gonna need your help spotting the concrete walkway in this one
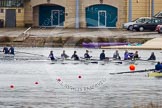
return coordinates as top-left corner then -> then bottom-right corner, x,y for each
0,28 -> 161,38
101,38 -> 162,50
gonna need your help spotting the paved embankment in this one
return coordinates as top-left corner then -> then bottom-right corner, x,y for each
101,38 -> 162,50
0,28 -> 161,48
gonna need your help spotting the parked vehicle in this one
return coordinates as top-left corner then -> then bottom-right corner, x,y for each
155,25 -> 162,33
132,18 -> 162,32
123,17 -> 151,31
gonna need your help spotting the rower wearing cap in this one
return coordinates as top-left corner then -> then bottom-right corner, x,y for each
61,50 -> 69,59
84,50 -> 92,60
71,51 -> 79,60
48,51 -> 55,61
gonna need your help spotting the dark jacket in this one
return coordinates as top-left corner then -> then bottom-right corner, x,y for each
71,54 -> 79,60
100,52 -> 105,60
84,53 -> 91,59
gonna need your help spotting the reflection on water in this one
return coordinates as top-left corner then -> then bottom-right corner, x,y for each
0,48 -> 162,108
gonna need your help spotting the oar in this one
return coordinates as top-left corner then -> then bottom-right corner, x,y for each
15,51 -> 46,57
138,59 -> 157,63
80,57 -> 122,64
110,69 -> 155,75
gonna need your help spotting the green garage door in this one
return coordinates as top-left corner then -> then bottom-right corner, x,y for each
86,4 -> 118,28
39,5 -> 65,27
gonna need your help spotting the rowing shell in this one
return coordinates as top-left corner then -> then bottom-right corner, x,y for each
148,72 -> 162,77
0,54 -> 47,61
50,59 -> 122,65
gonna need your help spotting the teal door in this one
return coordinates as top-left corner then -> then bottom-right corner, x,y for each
39,5 -> 65,27
51,10 -> 60,26
86,4 -> 118,27
98,11 -> 106,27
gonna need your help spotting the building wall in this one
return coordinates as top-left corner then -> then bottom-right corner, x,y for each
64,0 -> 76,28
154,0 -> 162,15
27,0 -> 76,28
0,8 -> 24,27
131,0 -> 151,21
1,0 -> 162,28
24,0 -> 33,26
0,9 -> 5,24
129,0 -> 162,21
80,0 -> 126,28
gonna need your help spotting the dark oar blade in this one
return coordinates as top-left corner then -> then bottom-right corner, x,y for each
110,69 -> 155,75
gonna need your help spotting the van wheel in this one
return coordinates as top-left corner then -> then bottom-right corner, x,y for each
139,27 -> 144,32
128,25 -> 133,31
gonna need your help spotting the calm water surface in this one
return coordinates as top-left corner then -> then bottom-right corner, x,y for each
0,47 -> 162,108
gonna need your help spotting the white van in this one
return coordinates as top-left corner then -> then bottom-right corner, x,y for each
123,17 -> 151,31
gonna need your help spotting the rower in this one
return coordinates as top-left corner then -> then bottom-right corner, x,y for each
100,50 -> 106,60
124,50 -> 134,60
84,50 -> 92,60
155,62 -> 162,71
148,52 -> 156,60
113,50 -> 121,60
61,50 -> 69,59
48,51 -> 55,61
3,45 -> 9,54
133,51 -> 139,60
9,45 -> 14,55
71,51 -> 79,60
124,50 -> 130,60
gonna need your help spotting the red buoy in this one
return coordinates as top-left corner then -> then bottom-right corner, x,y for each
35,82 -> 39,85
129,64 -> 135,71
10,85 -> 14,89
78,75 -> 82,79
57,78 -> 61,82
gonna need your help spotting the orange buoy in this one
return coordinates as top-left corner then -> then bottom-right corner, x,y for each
129,64 -> 135,71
